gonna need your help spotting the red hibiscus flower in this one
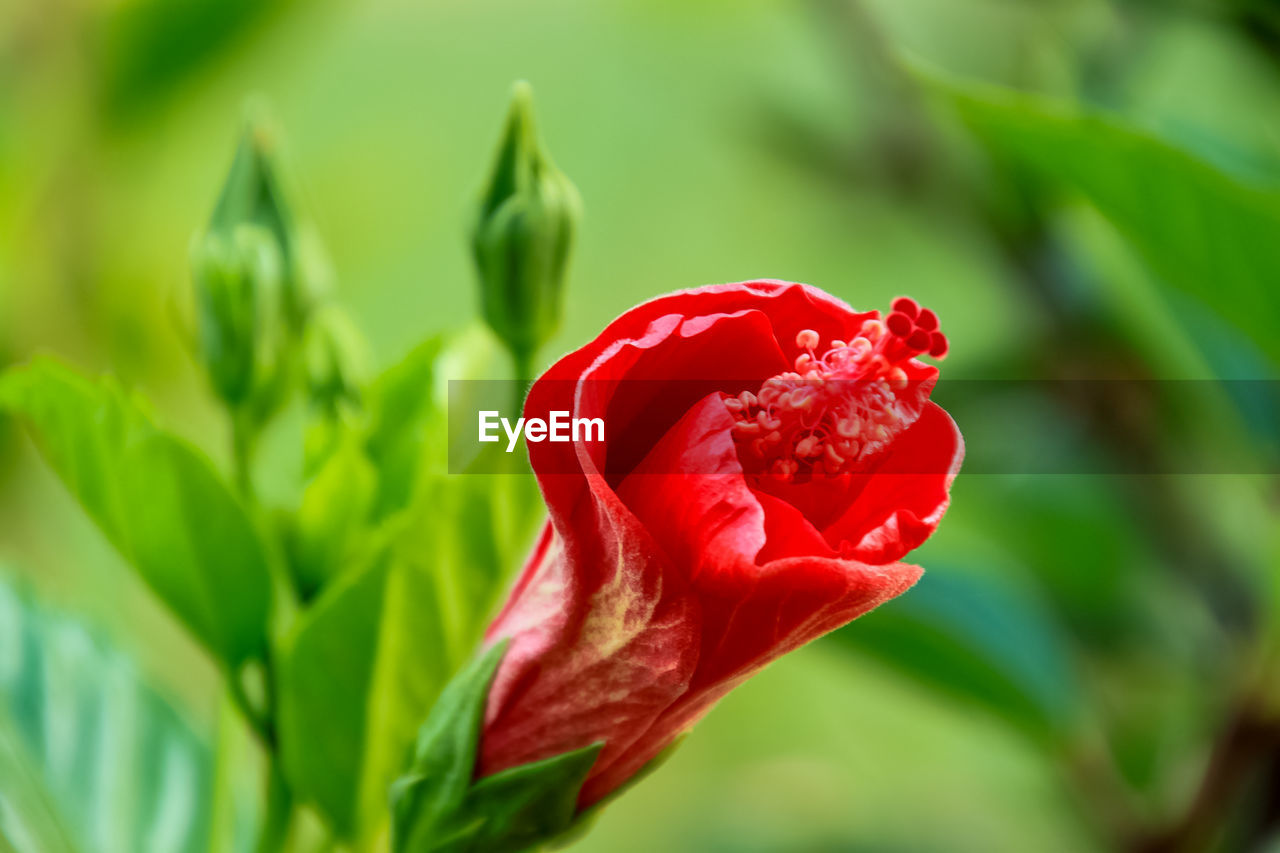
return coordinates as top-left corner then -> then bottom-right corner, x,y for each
478,280 -> 963,809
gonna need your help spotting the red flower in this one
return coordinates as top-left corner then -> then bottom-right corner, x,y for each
478,280 -> 963,808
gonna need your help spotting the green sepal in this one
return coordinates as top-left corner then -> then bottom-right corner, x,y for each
448,743 -> 605,853
545,735 -> 686,851
391,642 -> 603,853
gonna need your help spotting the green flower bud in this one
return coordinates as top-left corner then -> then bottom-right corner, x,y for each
189,225 -> 286,409
290,427 -> 376,600
208,103 -> 330,336
303,304 -> 369,414
471,82 -> 581,368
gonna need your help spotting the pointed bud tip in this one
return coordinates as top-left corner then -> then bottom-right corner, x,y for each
241,95 -> 279,154
502,80 -> 542,156
510,80 -> 535,108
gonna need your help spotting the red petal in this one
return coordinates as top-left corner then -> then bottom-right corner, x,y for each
821,402 -> 963,563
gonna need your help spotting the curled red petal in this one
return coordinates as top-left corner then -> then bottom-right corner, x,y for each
822,402 -> 964,563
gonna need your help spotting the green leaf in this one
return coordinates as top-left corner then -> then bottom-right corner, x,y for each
98,0 -> 285,120
0,358 -> 273,673
397,474 -> 538,656
832,567 -> 1077,744
391,642 -> 603,853
275,546 -> 397,839
362,337 -> 444,520
922,69 -> 1280,364
0,575 -> 215,853
274,527 -> 468,839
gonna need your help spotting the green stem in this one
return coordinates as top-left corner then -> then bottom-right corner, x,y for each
228,659 -> 275,748
257,761 -> 294,853
231,407 -> 258,500
511,347 -> 534,416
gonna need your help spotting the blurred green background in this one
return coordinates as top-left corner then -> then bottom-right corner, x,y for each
3,0 -> 1280,850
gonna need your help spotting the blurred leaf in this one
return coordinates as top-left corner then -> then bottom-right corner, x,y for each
922,69 -> 1280,365
279,328 -> 542,840
834,567 -> 1077,744
96,0 -> 288,120
276,544 -> 403,840
206,696 -> 260,853
362,337 -> 444,520
276,471 -> 539,841
0,358 -> 273,673
0,575 -> 213,853
982,480 -> 1149,647
286,332 -> 440,600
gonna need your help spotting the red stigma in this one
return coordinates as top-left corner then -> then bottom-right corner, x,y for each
886,312 -> 913,337
891,296 -> 919,319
